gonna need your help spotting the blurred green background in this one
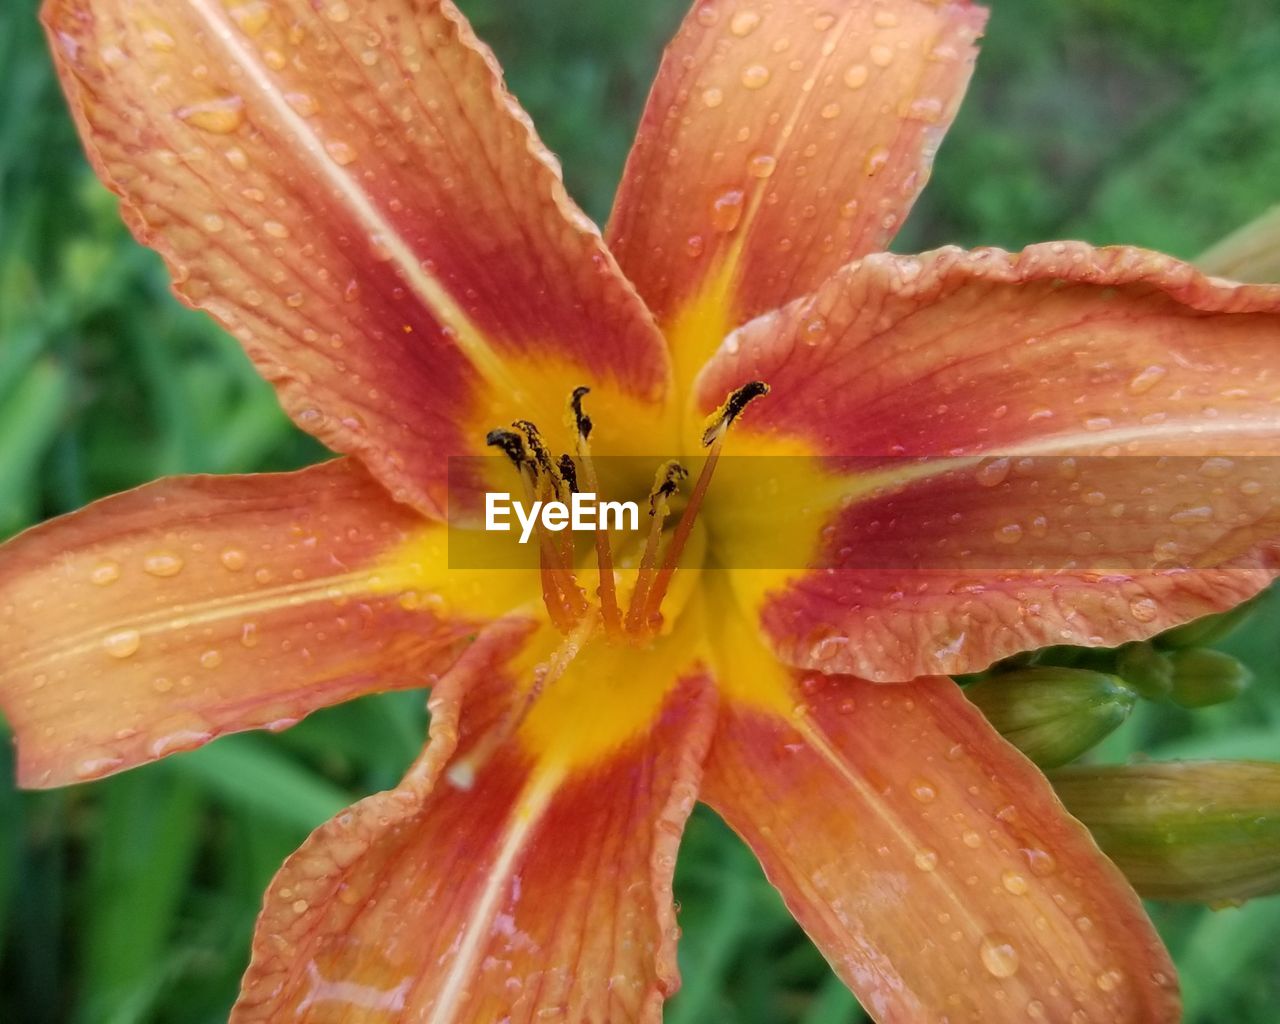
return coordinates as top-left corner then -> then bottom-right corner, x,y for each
2,0 -> 1279,1020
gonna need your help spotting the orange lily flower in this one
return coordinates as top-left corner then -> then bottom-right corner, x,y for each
5,0 -> 1280,1020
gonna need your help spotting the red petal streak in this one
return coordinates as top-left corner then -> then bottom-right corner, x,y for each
0,460 -> 511,788
704,623 -> 1179,1022
42,0 -> 672,515
608,0 -> 985,380
698,244 -> 1280,678
232,649 -> 716,1023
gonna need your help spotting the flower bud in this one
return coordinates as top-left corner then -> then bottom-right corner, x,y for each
1115,642 -> 1173,700
1167,648 -> 1251,709
1156,593 -> 1262,650
964,668 -> 1137,770
1053,762 -> 1280,903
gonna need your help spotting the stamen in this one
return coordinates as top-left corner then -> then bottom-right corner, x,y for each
627,460 -> 687,633
487,426 -> 580,630
643,381 -> 770,629
566,387 -> 623,636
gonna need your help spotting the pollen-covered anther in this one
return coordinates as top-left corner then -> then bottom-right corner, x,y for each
701,379 -> 771,447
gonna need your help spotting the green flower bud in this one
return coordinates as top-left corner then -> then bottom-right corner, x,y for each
964,668 -> 1137,770
1053,762 -> 1280,903
1167,648 -> 1251,709
1156,594 -> 1262,650
1115,642 -> 1173,700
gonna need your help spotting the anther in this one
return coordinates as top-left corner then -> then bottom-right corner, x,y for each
628,461 -> 687,633
486,427 -> 530,469
557,454 -> 580,494
569,385 -> 593,441
701,380 -> 770,446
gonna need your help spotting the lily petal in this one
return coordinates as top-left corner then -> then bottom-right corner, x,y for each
702,607 -> 1180,1023
232,636 -> 716,1022
43,0 -> 674,516
0,459 -> 533,788
698,244 -> 1280,678
607,0 -> 985,382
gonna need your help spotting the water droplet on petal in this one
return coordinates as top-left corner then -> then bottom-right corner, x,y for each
326,140 -> 357,165
103,629 -> 142,659
90,560 -> 121,586
1096,969 -> 1123,992
844,64 -> 869,89
975,457 -> 1011,488
199,649 -> 224,670
979,934 -> 1020,978
741,64 -> 771,89
701,86 -> 724,108
911,779 -> 937,803
820,101 -> 841,119
710,188 -> 746,232
730,10 -> 761,36
1129,597 -> 1158,623
1127,364 -> 1167,395
1001,870 -> 1028,895
870,44 -> 895,68
176,95 -> 246,134
747,153 -> 777,178
325,1 -> 351,22
143,552 -> 184,577
229,1 -> 272,35
864,147 -> 890,176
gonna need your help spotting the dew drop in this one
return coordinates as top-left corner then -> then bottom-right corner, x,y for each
263,219 -> 291,239
914,848 -> 939,872
1001,870 -> 1028,895
979,935 -> 1020,978
143,551 -> 184,577
219,548 -> 247,571
1128,597 -> 1158,623
229,1 -> 271,34
741,63 -> 771,89
103,629 -> 142,659
696,3 -> 719,27
844,64 -> 869,89
152,676 -> 174,694
241,622 -> 261,648
730,10 -> 761,36
1127,364 -> 1167,395
873,10 -> 899,27
1022,847 -> 1057,877
911,779 -> 937,803
961,830 -> 982,848
202,213 -> 226,233
975,457 -> 1011,488
685,234 -> 705,257
176,95 -> 246,134
325,1 -> 351,22
1096,969 -> 1123,992
820,101 -> 841,119
326,140 -> 357,165
993,522 -> 1023,545
710,188 -> 746,232
747,153 -> 777,178
870,44 -> 895,68
701,86 -> 724,108
199,649 -> 224,670
90,560 -> 121,586
864,146 -> 890,176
